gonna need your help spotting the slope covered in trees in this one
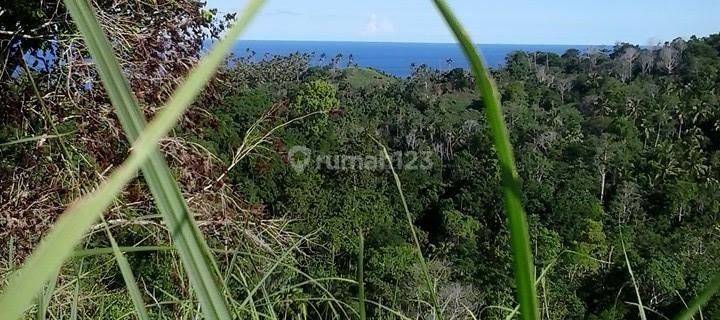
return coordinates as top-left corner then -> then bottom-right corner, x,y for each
194,36 -> 720,318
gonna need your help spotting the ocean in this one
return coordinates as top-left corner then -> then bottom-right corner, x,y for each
232,40 -> 604,77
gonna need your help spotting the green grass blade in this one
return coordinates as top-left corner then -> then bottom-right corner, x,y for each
61,0 -> 264,318
0,1 -> 264,318
357,232 -> 366,320
238,237 -> 307,308
7,237 -> 14,270
103,221 -> 150,320
19,49 -> 74,163
674,273 -> 720,320
34,268 -> 59,320
430,1 -> 538,319
72,246 -> 173,258
622,240 -> 647,320
0,133 -> 72,147
373,137 -> 443,320
69,260 -> 83,320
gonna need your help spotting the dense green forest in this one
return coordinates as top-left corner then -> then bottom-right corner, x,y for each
1,1 -> 719,319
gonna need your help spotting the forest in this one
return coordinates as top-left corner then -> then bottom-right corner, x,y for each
1,1 -> 719,319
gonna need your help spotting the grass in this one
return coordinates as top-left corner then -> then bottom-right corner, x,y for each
375,137 -> 443,320
622,240 -> 648,320
102,219 -> 150,320
431,0 -> 539,319
63,0 -> 264,317
34,267 -> 59,320
674,273 -> 720,320
0,0 -> 264,319
357,232 -> 366,320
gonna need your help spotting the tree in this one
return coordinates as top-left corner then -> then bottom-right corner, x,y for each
657,38 -> 686,75
291,79 -> 339,135
638,50 -> 655,75
616,46 -> 639,82
554,76 -> 574,103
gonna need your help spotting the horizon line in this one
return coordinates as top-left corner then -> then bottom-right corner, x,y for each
239,38 -> 613,47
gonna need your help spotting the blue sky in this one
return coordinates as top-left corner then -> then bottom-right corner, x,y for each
208,0 -> 719,45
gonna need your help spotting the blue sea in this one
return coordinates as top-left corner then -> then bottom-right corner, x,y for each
232,40 -> 604,77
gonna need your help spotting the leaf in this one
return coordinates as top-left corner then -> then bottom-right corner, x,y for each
373,137 -> 443,320
674,273 -> 720,320
104,222 -> 150,320
622,240 -> 647,320
430,1 -> 539,319
357,232 -> 366,320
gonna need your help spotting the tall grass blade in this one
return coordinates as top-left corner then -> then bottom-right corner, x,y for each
0,1 -> 264,318
61,0 -> 264,318
19,49 -> 73,162
622,240 -> 647,320
34,268 -> 59,320
72,246 -> 172,257
373,137 -> 443,320
103,222 -> 150,320
357,232 -> 366,320
69,260 -> 83,320
430,1 -> 538,319
0,133 -> 72,148
7,237 -> 14,271
505,255 -> 564,320
238,237 -> 307,308
674,273 -> 720,320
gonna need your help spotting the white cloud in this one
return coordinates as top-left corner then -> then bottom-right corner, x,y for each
364,13 -> 395,35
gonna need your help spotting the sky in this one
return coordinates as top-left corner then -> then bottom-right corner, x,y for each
207,0 -> 720,45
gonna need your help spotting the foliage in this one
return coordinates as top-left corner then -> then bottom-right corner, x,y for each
292,79 -> 339,133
